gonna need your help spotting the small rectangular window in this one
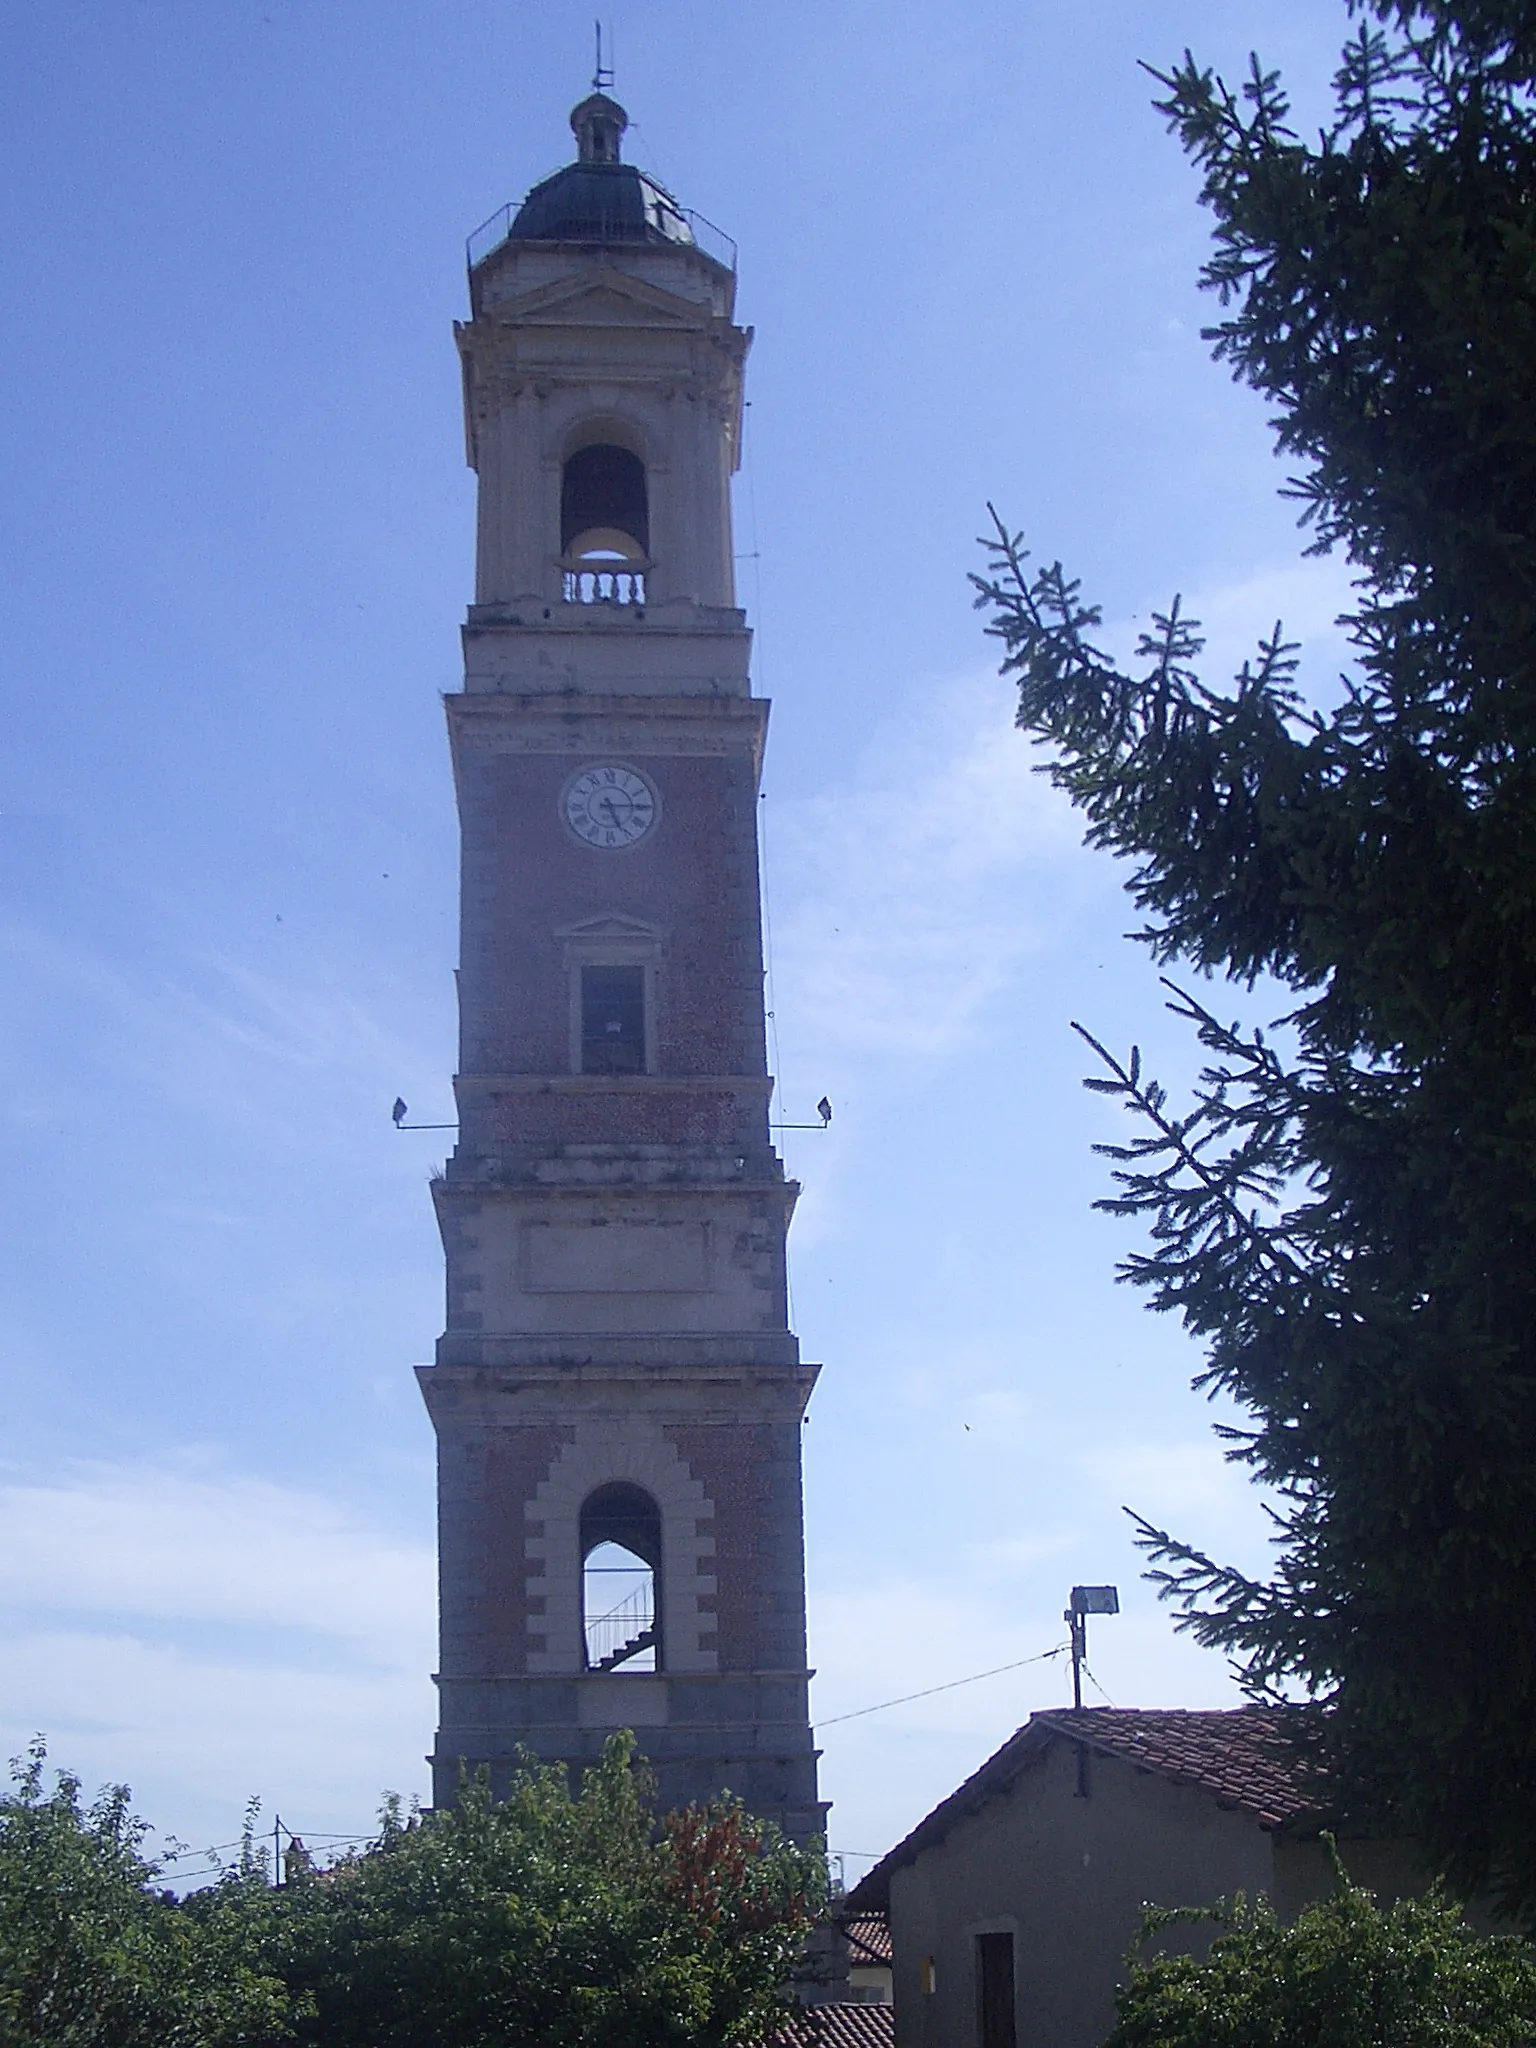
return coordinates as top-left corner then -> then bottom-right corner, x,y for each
976,1932 -> 1016,2048
581,964 -> 646,1074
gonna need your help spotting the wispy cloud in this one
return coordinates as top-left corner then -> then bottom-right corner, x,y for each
0,909 -> 443,1158
768,554 -> 1357,1085
0,1463 -> 433,1648
811,1579 -> 1071,1739
1102,553 -> 1361,705
966,1531 -> 1077,1578
767,670 -> 1100,1069
1078,1434 -> 1255,1530
6,1633 -> 431,1858
0,1463 -> 435,1857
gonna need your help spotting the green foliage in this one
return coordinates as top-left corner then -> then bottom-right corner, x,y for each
1,1735 -> 822,2047
0,1738 -> 289,2048
973,0 -> 1536,1916
1106,1862 -> 1536,2048
187,1731 -> 825,2048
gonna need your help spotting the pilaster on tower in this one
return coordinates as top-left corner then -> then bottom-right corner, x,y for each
418,93 -> 824,1846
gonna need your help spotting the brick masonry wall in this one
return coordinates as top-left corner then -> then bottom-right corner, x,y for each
441,1421 -> 575,1676
481,1087 -> 751,1147
664,1420 -> 808,1674
457,747 -> 766,1081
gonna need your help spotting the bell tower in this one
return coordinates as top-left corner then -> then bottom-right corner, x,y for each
418,93 -> 824,1843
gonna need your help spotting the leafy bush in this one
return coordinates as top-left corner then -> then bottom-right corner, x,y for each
0,1733 -> 825,2048
192,1731 -> 824,2048
1107,1862 -> 1536,2048
0,1738 -> 287,2047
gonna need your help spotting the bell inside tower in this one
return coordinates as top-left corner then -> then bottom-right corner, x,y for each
561,442 -> 649,562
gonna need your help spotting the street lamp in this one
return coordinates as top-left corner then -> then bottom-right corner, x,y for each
1064,1584 -> 1119,1709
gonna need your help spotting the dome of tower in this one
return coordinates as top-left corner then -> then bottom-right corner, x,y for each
507,93 -> 697,251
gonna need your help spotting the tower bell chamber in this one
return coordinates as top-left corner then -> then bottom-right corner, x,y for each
417,94 -> 824,1842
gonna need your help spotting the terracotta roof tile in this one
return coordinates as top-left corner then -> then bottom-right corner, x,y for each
1032,1709 -> 1315,1831
766,2002 -> 895,2048
842,1913 -> 892,1965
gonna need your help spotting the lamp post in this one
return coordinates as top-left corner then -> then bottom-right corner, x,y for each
1064,1584 -> 1119,1709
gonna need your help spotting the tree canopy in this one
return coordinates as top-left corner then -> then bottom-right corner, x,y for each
0,1738 -> 288,2047
1106,1860 -> 1536,2048
1,1735 -> 825,2048
974,0 -> 1536,1916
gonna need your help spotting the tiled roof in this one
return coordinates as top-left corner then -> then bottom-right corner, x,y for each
1031,1709 -> 1313,1831
766,2002 -> 895,2048
842,1912 -> 892,1965
844,1707 -> 1321,1913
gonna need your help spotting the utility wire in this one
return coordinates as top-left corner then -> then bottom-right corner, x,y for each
1081,1661 -> 1118,1708
819,1642 -> 1068,1727
163,1825 -> 378,1884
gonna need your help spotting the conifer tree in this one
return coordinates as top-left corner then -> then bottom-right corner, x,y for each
974,0 -> 1536,1917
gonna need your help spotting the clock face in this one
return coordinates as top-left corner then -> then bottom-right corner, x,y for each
561,764 -> 659,849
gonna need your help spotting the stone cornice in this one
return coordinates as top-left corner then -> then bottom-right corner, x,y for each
454,1073 -> 775,1095
431,1176 -> 798,1208
445,690 -> 769,770
418,1355 -> 818,1403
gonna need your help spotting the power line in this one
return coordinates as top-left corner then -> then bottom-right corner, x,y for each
1081,1660 -> 1118,1708
818,1642 -> 1068,1727
161,1824 -> 380,1887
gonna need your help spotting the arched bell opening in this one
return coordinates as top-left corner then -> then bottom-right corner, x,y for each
561,444 -> 649,603
580,1482 -> 662,1672
562,443 -> 649,558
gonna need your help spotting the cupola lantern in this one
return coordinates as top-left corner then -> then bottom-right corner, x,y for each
571,91 -> 627,163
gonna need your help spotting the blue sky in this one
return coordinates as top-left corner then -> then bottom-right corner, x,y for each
1,0 -> 1360,1882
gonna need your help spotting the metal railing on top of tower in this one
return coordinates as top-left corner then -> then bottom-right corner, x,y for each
466,202 -> 737,276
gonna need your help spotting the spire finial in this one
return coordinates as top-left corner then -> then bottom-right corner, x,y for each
592,19 -> 614,93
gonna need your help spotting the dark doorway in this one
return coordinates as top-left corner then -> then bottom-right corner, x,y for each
581,964 -> 645,1073
976,1931 -> 1017,2048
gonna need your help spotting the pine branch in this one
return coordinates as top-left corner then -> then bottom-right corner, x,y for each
1071,1004 -> 1312,1292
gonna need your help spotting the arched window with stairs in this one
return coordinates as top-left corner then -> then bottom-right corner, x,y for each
580,1481 -> 662,1672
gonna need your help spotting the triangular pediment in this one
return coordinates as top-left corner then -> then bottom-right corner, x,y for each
556,912 -> 669,943
488,267 -> 708,331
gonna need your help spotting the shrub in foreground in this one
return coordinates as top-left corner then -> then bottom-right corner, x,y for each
1107,1859 -> 1536,2048
2,1734 -> 825,2048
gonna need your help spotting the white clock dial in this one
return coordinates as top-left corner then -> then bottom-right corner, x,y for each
562,764 -> 658,849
